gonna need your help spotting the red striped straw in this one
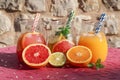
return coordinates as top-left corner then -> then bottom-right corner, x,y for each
32,13 -> 41,32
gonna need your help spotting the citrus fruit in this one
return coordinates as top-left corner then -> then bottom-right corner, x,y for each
17,32 -> 26,62
52,39 -> 75,54
17,32 -> 46,62
66,46 -> 92,67
49,52 -> 66,67
22,43 -> 51,68
48,33 -> 65,50
58,34 -> 66,41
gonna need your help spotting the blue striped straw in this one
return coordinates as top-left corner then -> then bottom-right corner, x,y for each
95,13 -> 106,33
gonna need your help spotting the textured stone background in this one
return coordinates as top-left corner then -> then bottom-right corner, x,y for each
0,0 -> 120,48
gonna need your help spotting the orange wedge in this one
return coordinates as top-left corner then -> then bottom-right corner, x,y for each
66,46 -> 92,67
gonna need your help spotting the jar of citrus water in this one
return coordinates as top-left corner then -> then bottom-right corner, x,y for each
78,31 -> 108,63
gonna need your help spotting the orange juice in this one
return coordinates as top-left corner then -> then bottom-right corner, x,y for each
78,32 -> 108,63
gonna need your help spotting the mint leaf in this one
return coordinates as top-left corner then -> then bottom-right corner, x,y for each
96,64 -> 104,70
95,59 -> 104,70
96,58 -> 101,64
55,10 -> 75,38
87,63 -> 94,68
88,59 -> 104,70
55,27 -> 70,38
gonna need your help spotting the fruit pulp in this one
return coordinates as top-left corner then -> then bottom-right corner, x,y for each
49,52 -> 66,67
22,44 -> 51,68
78,32 -> 108,63
48,34 -> 65,51
66,46 -> 92,67
52,39 -> 74,53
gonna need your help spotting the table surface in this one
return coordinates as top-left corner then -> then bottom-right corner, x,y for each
0,46 -> 120,80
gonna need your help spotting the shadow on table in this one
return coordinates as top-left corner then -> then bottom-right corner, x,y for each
0,52 -> 33,70
0,52 -> 75,70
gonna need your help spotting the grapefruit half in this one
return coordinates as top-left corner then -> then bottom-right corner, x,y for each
22,43 -> 51,68
52,39 -> 75,54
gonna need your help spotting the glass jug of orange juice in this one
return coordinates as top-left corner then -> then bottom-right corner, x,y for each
78,32 -> 108,63
78,13 -> 108,63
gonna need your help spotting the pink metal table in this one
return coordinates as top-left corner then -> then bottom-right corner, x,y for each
0,46 -> 120,80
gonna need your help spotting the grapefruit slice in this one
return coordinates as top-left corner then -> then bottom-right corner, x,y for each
49,52 -> 66,67
22,43 -> 51,68
66,46 -> 92,67
52,39 -> 75,54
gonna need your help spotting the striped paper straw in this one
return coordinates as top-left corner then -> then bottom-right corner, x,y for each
95,13 -> 106,33
32,13 -> 41,32
66,10 -> 75,28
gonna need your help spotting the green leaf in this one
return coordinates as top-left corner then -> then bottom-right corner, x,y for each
96,58 -> 101,64
95,59 -> 104,70
87,63 -> 94,68
96,64 -> 104,70
55,10 -> 75,38
55,27 -> 70,38
87,59 -> 104,70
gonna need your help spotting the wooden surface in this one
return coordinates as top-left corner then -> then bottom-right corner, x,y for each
0,46 -> 120,80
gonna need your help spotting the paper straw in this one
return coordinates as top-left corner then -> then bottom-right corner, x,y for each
95,13 -> 106,33
66,10 -> 75,28
32,13 -> 41,32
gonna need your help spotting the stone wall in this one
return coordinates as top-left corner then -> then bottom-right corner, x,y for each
0,0 -> 120,48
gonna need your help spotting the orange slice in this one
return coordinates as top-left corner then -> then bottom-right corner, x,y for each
66,46 -> 92,67
22,43 -> 51,68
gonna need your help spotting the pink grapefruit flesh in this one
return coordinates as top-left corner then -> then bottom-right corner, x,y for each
22,43 -> 51,68
52,39 -> 75,54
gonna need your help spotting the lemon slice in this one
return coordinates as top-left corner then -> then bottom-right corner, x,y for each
49,34 -> 65,44
49,52 -> 66,67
